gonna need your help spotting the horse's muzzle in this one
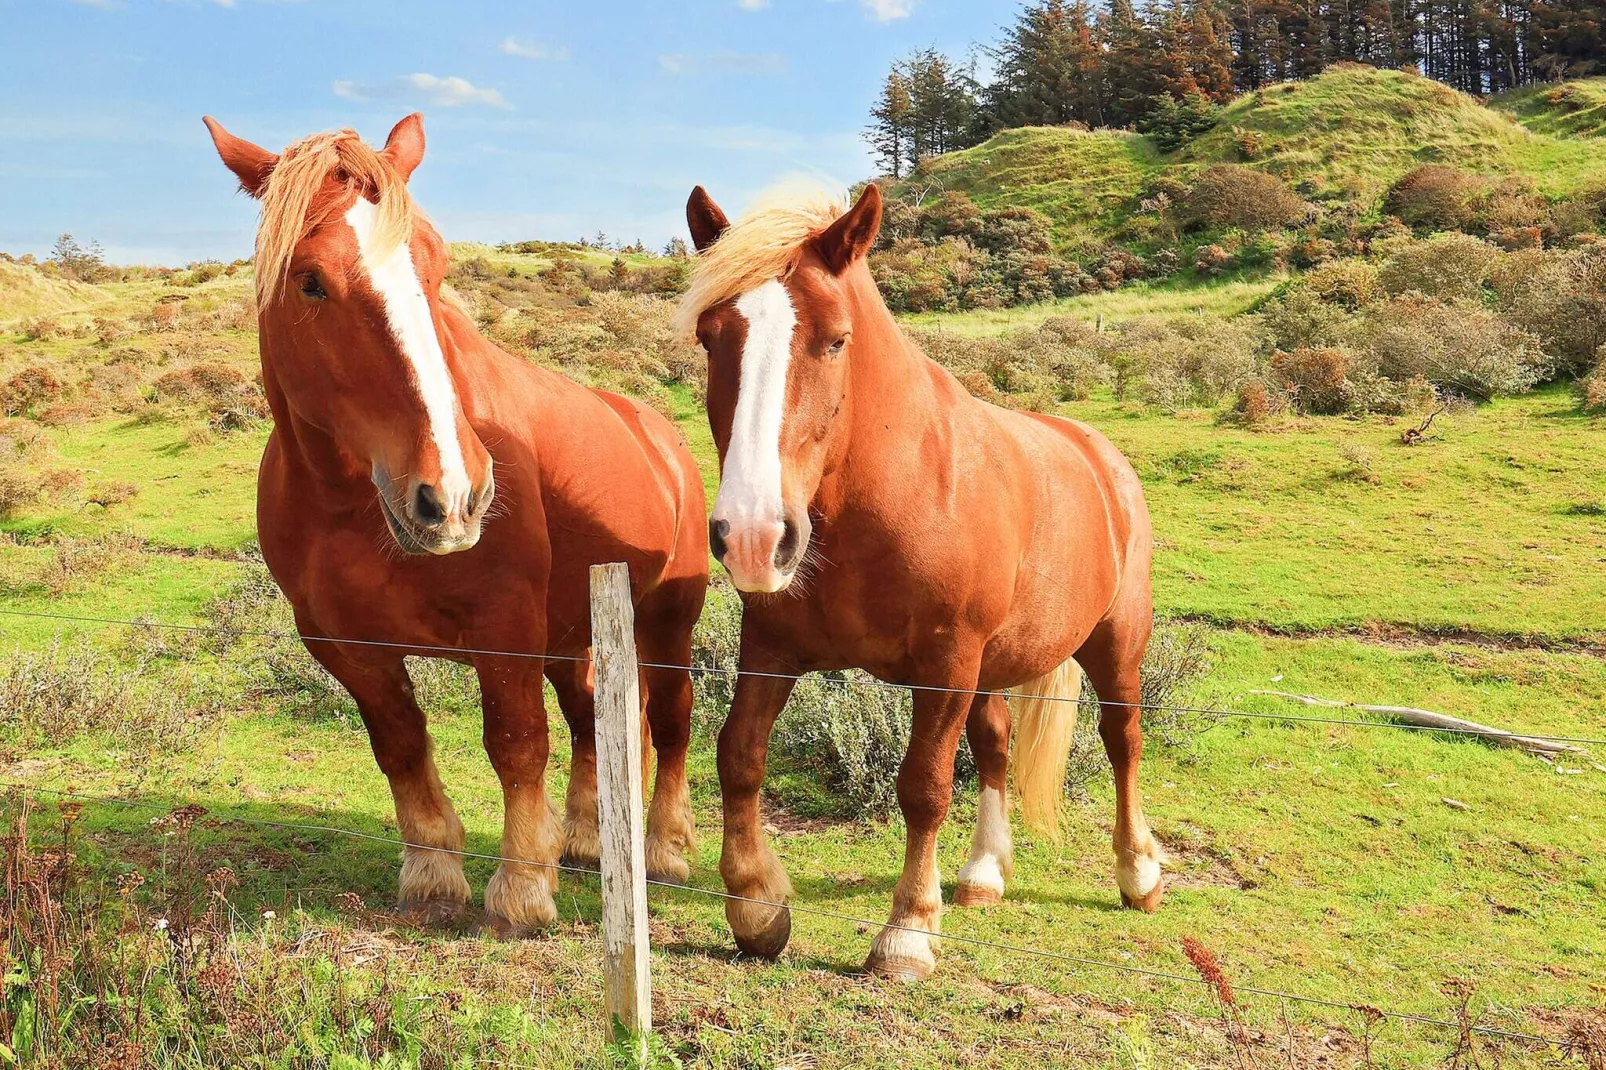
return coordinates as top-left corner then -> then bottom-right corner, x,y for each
374,467 -> 494,556
709,511 -> 808,593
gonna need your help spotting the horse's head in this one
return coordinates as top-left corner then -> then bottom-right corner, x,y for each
680,184 -> 882,594
204,114 -> 493,556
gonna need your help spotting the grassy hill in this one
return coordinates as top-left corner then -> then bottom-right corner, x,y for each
894,64 -> 1606,249
1491,76 -> 1606,140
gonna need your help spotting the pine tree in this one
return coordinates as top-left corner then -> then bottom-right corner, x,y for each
989,0 -> 1106,127
867,69 -> 915,177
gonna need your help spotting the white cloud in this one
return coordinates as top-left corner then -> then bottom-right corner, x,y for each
659,51 -> 789,76
862,0 -> 914,21
499,37 -> 569,61
737,0 -> 770,9
332,73 -> 512,110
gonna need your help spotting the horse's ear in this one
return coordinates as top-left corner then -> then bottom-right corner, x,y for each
686,186 -> 730,252
203,116 -> 277,199
382,113 -> 426,182
812,184 -> 882,274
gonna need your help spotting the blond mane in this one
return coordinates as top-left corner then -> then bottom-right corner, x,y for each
254,129 -> 415,303
672,183 -> 846,339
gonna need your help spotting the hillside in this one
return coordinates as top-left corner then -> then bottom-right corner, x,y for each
893,64 -> 1606,250
1490,76 -> 1606,140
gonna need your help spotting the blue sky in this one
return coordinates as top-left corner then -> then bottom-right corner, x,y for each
0,0 -> 1015,265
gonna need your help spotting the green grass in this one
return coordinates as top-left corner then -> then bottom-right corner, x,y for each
1491,77 -> 1606,141
899,271 -> 1285,335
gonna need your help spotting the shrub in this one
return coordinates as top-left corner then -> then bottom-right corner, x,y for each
1270,347 -> 1351,414
1234,379 -> 1272,424
1360,295 -> 1554,400
1178,166 -> 1308,231
1377,233 -> 1499,301
1193,243 -> 1232,275
1489,245 -> 1606,375
151,300 -> 183,331
1386,165 -> 1485,231
1258,286 -> 1350,350
1582,348 -> 1606,413
1,366 -> 66,416
1302,258 -> 1380,310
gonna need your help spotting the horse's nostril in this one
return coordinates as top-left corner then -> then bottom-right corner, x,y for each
775,517 -> 802,570
413,483 -> 446,526
708,518 -> 729,562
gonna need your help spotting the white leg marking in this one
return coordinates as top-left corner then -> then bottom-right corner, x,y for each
957,785 -> 1011,900
713,279 -> 795,530
345,198 -> 473,515
1115,825 -> 1165,899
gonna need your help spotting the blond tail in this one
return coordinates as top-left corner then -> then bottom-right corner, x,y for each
1007,657 -> 1084,840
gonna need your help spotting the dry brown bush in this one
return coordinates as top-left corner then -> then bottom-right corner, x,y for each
2,365 -> 66,416
1386,165 -> 1486,231
152,300 -> 182,331
1271,347 -> 1351,414
1179,165 -> 1308,231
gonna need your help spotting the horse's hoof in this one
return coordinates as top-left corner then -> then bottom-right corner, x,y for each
476,911 -> 551,941
865,951 -> 937,982
396,897 -> 470,928
729,902 -> 791,959
1119,881 -> 1164,914
952,882 -> 1003,908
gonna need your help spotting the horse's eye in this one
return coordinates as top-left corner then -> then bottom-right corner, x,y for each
300,274 -> 327,300
826,337 -> 847,356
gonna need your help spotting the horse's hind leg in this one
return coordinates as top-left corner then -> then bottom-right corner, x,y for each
1076,612 -> 1166,913
546,658 -> 600,868
639,624 -> 696,884
308,644 -> 470,919
477,656 -> 560,936
954,691 -> 1013,907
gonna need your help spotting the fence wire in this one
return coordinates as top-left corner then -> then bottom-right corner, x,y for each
2,606 -> 1602,749
0,779 -> 1560,1048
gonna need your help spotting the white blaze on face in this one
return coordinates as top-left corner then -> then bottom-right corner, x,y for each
714,278 -> 797,534
344,197 -> 473,516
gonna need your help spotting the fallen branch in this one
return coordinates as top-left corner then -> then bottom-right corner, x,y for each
1248,690 -> 1584,755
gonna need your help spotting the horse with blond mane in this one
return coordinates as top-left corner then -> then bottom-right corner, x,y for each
204,113 -> 707,933
680,183 -> 1164,980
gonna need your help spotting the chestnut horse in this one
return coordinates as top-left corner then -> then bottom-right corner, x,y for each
680,184 -> 1164,980
204,114 -> 707,933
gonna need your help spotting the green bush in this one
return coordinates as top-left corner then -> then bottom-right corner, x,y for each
1359,295 -> 1554,400
1377,233 -> 1499,301
1178,166 -> 1308,232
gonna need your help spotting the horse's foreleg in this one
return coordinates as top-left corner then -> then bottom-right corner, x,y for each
478,656 -> 560,936
547,659 -> 600,868
955,691 -> 1013,907
717,645 -> 796,958
866,655 -> 980,981
641,641 -> 696,885
310,645 -> 469,917
1081,623 -> 1165,913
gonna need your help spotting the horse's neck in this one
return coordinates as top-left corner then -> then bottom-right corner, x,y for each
257,351 -> 369,495
832,268 -> 950,492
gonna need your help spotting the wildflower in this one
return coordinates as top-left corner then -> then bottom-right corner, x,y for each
153,918 -> 169,931
262,909 -> 276,921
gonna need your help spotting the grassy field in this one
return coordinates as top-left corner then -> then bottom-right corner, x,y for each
2,246 -> 1604,1069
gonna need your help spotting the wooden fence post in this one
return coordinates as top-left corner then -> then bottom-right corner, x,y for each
590,562 -> 652,1058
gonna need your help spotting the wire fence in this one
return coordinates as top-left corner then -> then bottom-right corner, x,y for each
0,603 -> 1596,1055
3,606 -> 1603,749
0,779 -> 1558,1048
